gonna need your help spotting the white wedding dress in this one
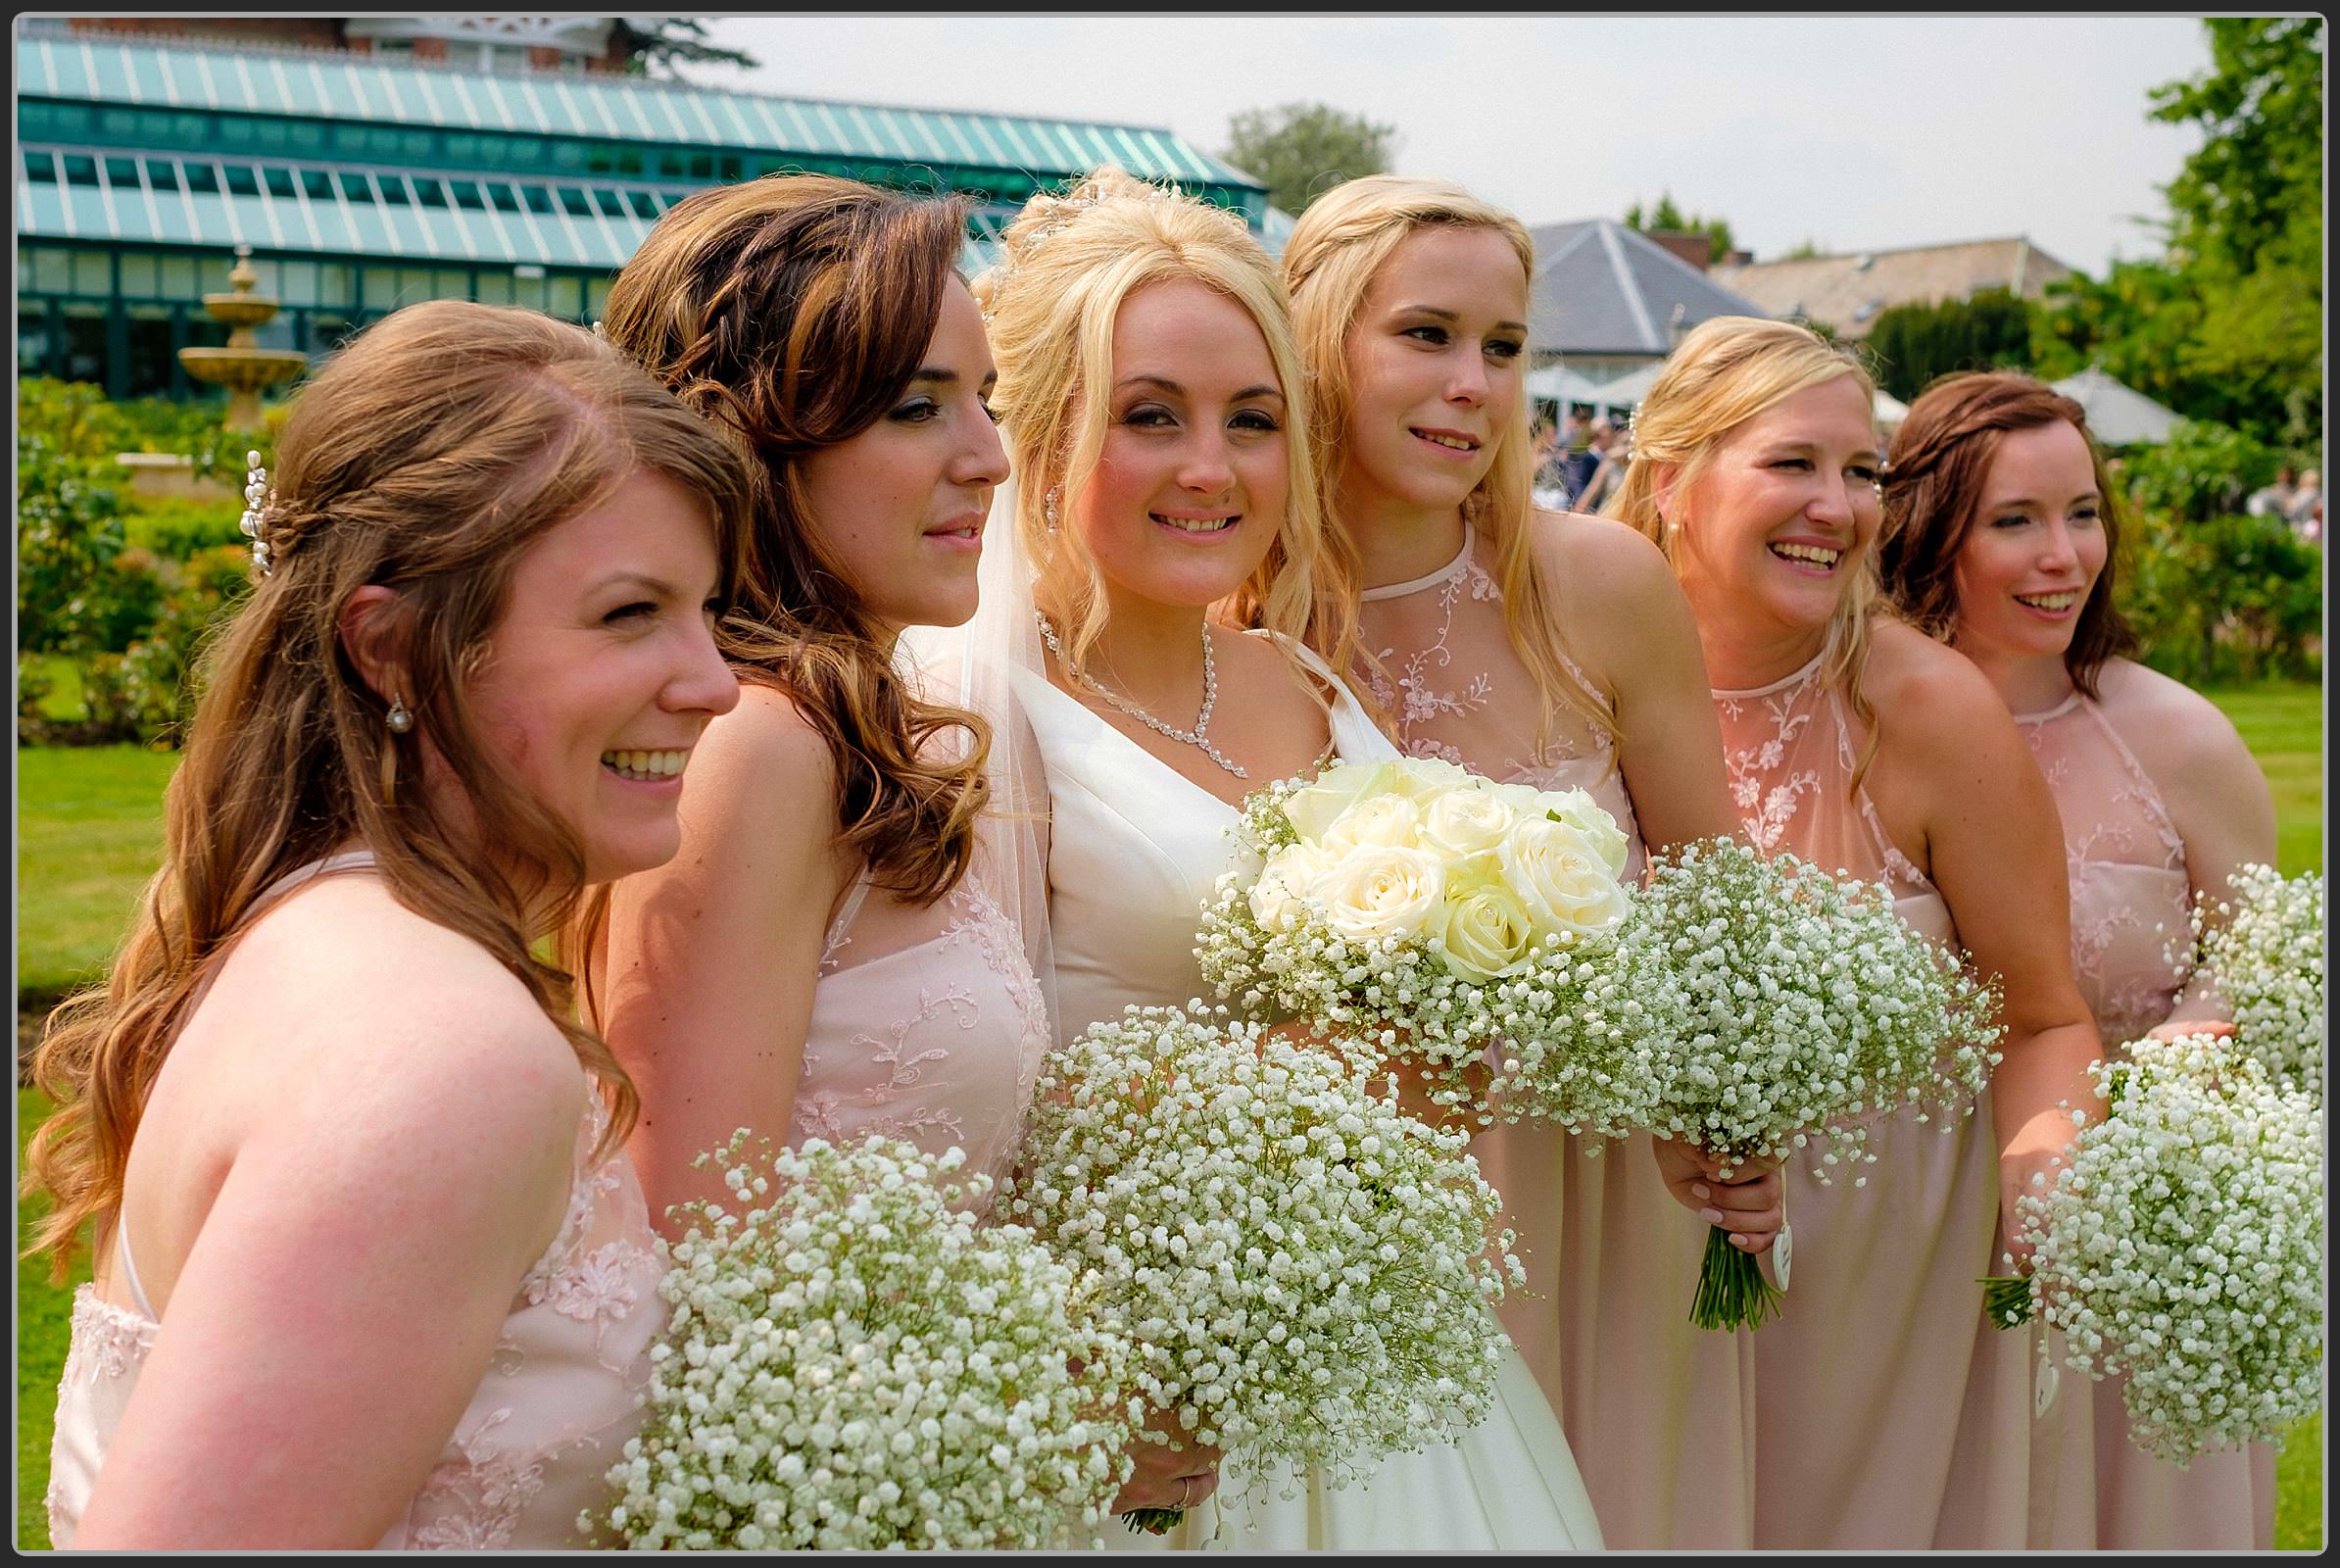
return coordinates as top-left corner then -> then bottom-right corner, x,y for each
1017,633 -> 1603,1551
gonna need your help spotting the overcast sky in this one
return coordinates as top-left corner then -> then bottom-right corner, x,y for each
695,14 -> 2213,276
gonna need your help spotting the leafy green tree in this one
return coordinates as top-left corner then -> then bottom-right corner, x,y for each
1625,192 -> 1735,261
1863,289 -> 2037,402
610,20 -> 759,79
1222,103 -> 1397,216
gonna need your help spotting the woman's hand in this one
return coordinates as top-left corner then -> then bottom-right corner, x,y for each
1649,1136 -> 1783,1254
1109,1406 -> 1221,1515
1995,1105 -> 2080,1271
2145,1017 -> 2233,1044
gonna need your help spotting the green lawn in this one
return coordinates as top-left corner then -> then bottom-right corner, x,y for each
10,680 -> 2326,1548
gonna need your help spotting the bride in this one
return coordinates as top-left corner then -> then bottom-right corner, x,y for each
956,167 -> 1602,1550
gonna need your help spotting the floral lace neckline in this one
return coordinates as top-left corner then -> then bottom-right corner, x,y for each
1358,523 -> 1474,602
1711,647 -> 1828,703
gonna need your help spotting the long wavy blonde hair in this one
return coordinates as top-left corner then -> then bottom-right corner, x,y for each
1604,314 -> 1885,790
1283,173 -> 1614,744
973,166 -> 1355,678
23,301 -> 754,1281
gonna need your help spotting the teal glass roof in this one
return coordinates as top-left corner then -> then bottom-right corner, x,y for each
16,142 -> 1014,275
17,32 -> 1263,195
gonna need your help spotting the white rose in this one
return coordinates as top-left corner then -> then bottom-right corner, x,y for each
1389,755 -> 1474,801
1434,876 -> 1537,980
1535,788 -> 1633,878
1282,760 -> 1399,843
1322,792 -> 1425,855
1498,816 -> 1630,938
1420,786 -> 1517,859
1314,845 -> 1446,942
1250,843 -> 1335,932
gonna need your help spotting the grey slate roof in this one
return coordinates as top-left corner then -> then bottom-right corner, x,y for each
1526,219 -> 1768,358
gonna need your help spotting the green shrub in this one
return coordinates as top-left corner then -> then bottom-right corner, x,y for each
2121,418 -> 2283,522
2121,507 -> 2322,685
123,496 -> 247,558
19,546 -> 252,749
16,433 -> 129,657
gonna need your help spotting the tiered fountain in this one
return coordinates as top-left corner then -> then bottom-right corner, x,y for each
177,245 -> 307,430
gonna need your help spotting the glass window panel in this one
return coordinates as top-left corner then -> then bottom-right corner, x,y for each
33,248 -> 71,294
279,259 -> 318,306
252,118 -> 289,152
263,166 -> 296,198
101,106 -> 139,138
217,115 -> 256,147
106,156 -> 141,186
270,58 -> 328,117
688,152 -> 712,179
550,140 -> 586,171
301,169 -> 334,201
23,182 -> 67,237
344,202 -> 395,256
522,184 -> 555,216
548,274 -> 583,318
127,49 -> 171,101
509,272 -> 548,311
187,191 -> 233,244
63,154 -> 99,187
414,177 -> 449,210
243,257 -> 278,296
435,268 -> 469,298
338,171 -> 376,204
24,150 -> 58,183
586,274 -> 612,316
317,263 -> 354,308
36,37 -> 89,96
378,175 -> 413,206
404,129 -> 433,164
473,270 -> 512,306
305,198 -> 357,255
285,121 -> 326,154
397,268 -> 434,307
184,163 -> 220,195
450,179 -> 484,211
625,188 -> 658,220
591,187 -> 625,219
120,251 -> 158,296
558,186 -> 593,218
161,255 -> 199,298
487,182 -> 520,213
223,164 -> 260,197
332,121 -> 369,158
506,133 -> 543,167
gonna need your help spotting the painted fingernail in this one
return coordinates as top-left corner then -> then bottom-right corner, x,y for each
1699,1206 -> 1725,1224
1691,1183 -> 1712,1200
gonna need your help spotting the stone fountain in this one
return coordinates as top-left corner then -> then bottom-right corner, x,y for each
178,245 -> 307,430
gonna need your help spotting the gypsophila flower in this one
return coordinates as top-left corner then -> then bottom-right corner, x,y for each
1195,756 -> 1653,1131
1624,838 -> 2005,1329
2012,1034 -> 2323,1465
2176,863 -> 2325,1101
1001,1004 -> 1519,1517
590,1134 -> 1136,1549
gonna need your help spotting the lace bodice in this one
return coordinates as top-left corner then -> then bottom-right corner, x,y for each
2014,689 -> 2191,1046
1712,655 -> 1952,946
794,861 -> 1052,1200
1356,524 -> 1644,876
1021,632 -> 1399,1045
48,1096 -> 662,1550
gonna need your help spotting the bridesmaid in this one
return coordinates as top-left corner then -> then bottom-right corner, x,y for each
1606,317 -> 2103,1549
1280,174 -> 1773,1549
28,301 -> 750,1546
1875,369 -> 2280,1549
589,175 -> 1195,1521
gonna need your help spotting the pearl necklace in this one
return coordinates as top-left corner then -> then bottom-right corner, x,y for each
1035,612 -> 1249,780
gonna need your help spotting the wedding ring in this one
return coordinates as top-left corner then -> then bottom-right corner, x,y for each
1178,1474 -> 1194,1509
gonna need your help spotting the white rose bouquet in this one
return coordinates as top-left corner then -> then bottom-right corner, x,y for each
1987,1034 -> 2322,1464
1622,837 -> 2005,1330
2180,863 -> 2325,1101
596,1134 -> 1137,1550
1001,1004 -> 1521,1531
1196,755 -> 1657,1129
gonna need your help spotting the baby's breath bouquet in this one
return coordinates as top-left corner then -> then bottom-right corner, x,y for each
1195,755 -> 1657,1129
595,1134 -> 1137,1550
1989,1034 -> 2323,1464
1001,1003 -> 1521,1531
2181,863 -> 2325,1101
1624,837 -> 2005,1330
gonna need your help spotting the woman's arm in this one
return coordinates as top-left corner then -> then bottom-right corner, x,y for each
1883,646 -> 2102,1261
74,970 -> 584,1547
598,685 -> 850,1239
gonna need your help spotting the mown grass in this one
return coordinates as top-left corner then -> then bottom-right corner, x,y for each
10,679 -> 2325,1548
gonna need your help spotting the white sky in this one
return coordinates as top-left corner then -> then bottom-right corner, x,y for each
694,14 -> 2214,277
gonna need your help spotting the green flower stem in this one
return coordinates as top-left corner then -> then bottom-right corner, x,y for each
1121,1507 -> 1185,1536
1978,1274 -> 2034,1329
1689,1223 -> 1783,1331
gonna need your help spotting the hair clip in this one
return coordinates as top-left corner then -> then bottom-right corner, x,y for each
239,449 -> 276,576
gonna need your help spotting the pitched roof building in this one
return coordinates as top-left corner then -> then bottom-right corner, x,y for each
1708,236 -> 2076,341
1524,218 -> 1768,383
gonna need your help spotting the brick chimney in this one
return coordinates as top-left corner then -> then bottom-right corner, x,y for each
1647,229 -> 1714,271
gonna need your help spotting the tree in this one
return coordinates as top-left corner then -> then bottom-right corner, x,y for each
1221,103 -> 1396,216
1625,192 -> 1735,262
609,20 -> 759,79
2033,19 -> 2322,448
1863,289 -> 2037,403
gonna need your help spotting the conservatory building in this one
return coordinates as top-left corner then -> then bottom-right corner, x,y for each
14,21 -> 1269,398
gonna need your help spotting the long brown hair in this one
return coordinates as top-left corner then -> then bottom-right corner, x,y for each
23,301 -> 754,1280
1282,173 -> 1614,744
600,173 -> 991,905
1877,370 -> 2137,696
